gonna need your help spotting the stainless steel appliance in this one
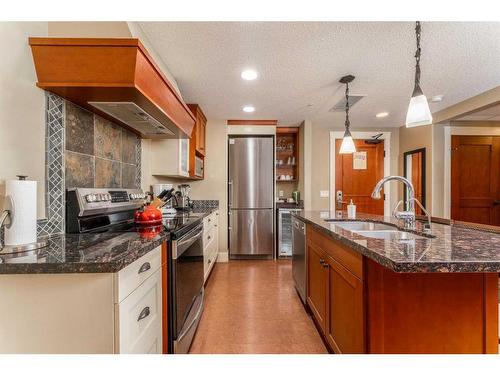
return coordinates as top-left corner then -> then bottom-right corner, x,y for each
195,156 -> 203,177
292,215 -> 306,304
170,222 -> 204,354
66,188 -> 205,354
278,208 -> 302,256
228,136 -> 274,257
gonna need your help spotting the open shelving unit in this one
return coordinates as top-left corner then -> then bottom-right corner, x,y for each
276,127 -> 299,182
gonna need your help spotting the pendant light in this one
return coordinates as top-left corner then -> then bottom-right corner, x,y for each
406,21 -> 433,127
339,74 -> 356,154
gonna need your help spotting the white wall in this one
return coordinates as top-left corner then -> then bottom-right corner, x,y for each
0,22 -> 48,219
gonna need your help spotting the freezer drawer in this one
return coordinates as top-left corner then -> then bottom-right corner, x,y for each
229,209 -> 274,256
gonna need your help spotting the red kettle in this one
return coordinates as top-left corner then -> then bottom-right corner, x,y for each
134,204 -> 163,225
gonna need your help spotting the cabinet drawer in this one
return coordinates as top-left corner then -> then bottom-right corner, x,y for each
203,224 -> 216,250
116,246 -> 162,302
203,211 -> 218,231
116,269 -> 162,354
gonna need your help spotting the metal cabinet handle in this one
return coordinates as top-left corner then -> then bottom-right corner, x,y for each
137,306 -> 150,321
319,259 -> 325,265
138,262 -> 151,274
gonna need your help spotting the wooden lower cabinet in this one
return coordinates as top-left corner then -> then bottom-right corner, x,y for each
306,225 -> 364,353
325,257 -> 364,354
307,243 -> 327,334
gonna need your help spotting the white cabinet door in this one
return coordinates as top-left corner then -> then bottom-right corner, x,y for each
116,269 -> 162,354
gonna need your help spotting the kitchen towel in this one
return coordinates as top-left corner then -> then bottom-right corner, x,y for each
5,179 -> 37,245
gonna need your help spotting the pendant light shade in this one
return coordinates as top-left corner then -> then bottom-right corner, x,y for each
339,74 -> 356,154
406,84 -> 433,127
406,21 -> 432,128
339,127 -> 356,154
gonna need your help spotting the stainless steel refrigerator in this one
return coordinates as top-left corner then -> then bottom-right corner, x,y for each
228,136 -> 274,258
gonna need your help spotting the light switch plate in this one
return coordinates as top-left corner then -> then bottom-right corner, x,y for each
279,190 -> 284,197
320,211 -> 330,219
320,190 -> 329,198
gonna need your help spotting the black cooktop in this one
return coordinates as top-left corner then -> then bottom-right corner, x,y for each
87,211 -> 205,240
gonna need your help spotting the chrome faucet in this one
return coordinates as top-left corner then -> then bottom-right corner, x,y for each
371,176 -> 416,230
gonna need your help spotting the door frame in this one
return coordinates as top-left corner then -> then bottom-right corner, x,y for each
329,131 -> 392,215
443,126 -> 500,219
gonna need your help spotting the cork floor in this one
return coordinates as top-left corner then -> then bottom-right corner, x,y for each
189,259 -> 328,354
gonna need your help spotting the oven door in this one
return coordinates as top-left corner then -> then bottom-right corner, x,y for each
171,223 -> 204,352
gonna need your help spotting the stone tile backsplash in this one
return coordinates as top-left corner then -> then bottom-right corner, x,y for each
64,102 -> 141,190
35,93 -> 142,238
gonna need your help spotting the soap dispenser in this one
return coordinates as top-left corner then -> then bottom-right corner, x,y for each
347,199 -> 356,219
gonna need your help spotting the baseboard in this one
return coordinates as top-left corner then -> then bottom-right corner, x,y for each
217,252 -> 228,262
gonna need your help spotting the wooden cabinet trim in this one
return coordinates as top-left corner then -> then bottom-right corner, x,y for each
226,119 -> 277,126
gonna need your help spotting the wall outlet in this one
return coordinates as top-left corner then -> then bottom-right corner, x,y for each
279,190 -> 284,197
320,190 -> 329,198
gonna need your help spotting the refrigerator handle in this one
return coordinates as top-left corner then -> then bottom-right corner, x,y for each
228,180 -> 233,208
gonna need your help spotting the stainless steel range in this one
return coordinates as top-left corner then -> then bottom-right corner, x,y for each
66,188 -> 205,354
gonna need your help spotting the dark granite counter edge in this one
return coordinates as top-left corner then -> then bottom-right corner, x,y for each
0,235 -> 168,275
292,212 -> 500,273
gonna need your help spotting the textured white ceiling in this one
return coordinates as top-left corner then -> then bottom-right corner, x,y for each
139,22 -> 500,128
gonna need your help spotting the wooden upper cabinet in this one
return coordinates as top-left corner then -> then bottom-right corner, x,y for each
187,104 -> 207,179
188,104 -> 207,156
29,38 -> 195,139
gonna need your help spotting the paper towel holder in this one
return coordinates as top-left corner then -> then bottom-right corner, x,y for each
0,194 -> 47,254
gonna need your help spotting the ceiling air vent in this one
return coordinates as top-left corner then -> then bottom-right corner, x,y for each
329,95 -> 365,112
88,102 -> 175,136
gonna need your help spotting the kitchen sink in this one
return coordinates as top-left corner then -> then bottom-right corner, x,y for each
328,221 -> 395,231
326,220 -> 427,240
353,230 -> 425,240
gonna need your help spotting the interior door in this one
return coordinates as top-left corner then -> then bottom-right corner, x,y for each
335,139 -> 385,215
451,135 -> 500,225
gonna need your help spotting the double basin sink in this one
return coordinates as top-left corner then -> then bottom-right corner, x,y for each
325,220 -> 427,240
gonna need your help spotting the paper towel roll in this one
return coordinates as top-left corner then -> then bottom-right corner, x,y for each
5,179 -> 37,246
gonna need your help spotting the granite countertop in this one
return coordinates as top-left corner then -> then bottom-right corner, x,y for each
294,210 -> 500,273
0,208 -> 217,275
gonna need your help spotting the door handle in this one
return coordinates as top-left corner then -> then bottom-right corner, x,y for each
228,180 -> 234,208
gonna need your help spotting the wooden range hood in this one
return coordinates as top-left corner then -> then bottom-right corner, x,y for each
29,38 -> 195,139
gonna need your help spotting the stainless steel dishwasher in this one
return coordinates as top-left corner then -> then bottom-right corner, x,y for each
292,215 -> 306,304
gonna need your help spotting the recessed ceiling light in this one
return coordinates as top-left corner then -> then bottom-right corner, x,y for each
430,95 -> 444,103
243,106 -> 255,113
376,112 -> 389,118
241,69 -> 258,80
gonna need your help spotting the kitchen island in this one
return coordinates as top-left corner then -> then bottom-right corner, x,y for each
293,210 -> 500,354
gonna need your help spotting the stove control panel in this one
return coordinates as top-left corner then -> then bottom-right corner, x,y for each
69,187 -> 145,216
